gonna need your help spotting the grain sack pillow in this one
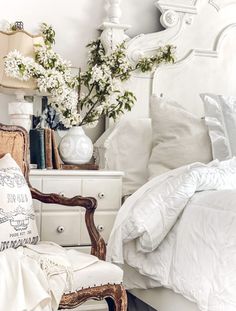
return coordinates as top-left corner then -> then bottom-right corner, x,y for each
0,153 -> 39,251
148,95 -> 212,178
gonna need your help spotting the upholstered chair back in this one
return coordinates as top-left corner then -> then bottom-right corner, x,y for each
0,124 -> 29,178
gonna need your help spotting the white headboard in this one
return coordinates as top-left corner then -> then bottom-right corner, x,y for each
100,0 -> 236,119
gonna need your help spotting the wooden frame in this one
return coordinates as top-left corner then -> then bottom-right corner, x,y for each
0,123 -> 127,311
59,284 -> 127,310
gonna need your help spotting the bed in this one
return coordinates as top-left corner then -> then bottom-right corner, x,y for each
99,1 -> 236,310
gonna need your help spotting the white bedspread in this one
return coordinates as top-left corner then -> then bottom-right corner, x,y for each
107,158 -> 236,311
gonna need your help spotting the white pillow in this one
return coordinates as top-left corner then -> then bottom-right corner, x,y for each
94,118 -> 152,196
148,95 -> 212,178
0,153 -> 39,251
200,93 -> 236,160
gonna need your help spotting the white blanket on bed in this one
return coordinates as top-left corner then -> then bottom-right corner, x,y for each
107,158 -> 236,311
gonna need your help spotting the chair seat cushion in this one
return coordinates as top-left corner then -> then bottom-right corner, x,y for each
65,249 -> 123,292
72,259 -> 123,291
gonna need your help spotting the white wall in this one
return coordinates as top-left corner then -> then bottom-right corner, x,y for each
0,0 -> 161,139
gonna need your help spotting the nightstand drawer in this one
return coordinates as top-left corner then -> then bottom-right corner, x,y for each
41,211 -> 81,246
42,178 -> 82,197
42,178 -> 82,210
80,212 -> 117,244
82,179 -> 121,211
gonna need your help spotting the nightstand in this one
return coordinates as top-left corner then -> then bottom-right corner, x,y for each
29,169 -> 124,311
30,169 -> 123,247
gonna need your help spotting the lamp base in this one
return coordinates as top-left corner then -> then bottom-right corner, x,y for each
8,93 -> 33,131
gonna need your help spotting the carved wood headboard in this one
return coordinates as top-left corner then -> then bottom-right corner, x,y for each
100,0 -> 236,120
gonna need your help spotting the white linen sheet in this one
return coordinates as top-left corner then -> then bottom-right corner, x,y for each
0,241 -> 98,311
107,158 -> 236,311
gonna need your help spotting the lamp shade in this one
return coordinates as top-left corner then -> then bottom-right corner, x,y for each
0,30 -> 44,92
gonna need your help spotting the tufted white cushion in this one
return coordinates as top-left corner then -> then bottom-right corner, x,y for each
0,153 -> 39,251
72,259 -> 123,290
26,244 -> 123,295
63,250 -> 123,291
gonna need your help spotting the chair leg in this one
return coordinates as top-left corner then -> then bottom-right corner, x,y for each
105,285 -> 127,311
106,297 -> 116,311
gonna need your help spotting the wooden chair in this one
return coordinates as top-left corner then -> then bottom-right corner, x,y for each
0,123 -> 127,311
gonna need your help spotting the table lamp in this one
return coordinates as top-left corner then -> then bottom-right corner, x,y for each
0,22 -> 44,131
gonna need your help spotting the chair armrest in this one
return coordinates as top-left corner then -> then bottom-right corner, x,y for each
30,187 -> 106,260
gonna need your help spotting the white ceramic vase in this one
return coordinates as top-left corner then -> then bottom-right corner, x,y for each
59,126 -> 93,164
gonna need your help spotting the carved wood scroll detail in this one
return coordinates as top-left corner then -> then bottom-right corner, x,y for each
0,123 -> 127,310
30,187 -> 106,261
59,284 -> 127,310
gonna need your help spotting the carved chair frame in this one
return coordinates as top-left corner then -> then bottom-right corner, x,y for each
0,123 -> 127,311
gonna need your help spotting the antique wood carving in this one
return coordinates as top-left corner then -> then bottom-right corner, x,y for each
59,284 -> 127,310
0,123 -> 127,310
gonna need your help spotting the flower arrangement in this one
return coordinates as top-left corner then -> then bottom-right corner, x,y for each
4,23 -> 176,128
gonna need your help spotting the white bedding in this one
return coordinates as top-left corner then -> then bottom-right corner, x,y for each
107,158 -> 236,311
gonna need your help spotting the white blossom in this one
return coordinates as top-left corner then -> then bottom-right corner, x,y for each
90,64 -> 112,86
156,49 -> 164,58
37,69 -> 65,92
0,20 -> 11,32
35,45 -> 71,71
95,105 -> 104,114
4,50 -> 35,81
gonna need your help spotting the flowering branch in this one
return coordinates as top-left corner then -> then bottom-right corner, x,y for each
4,23 -> 176,128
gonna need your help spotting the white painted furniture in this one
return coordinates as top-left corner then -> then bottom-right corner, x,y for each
100,0 -> 236,310
101,0 -> 236,122
30,169 -> 123,248
30,169 -> 123,311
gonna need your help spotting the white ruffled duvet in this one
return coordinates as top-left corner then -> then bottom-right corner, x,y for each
107,159 -> 236,311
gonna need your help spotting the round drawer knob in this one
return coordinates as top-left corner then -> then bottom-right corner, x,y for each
57,226 -> 65,233
98,192 -> 105,199
97,224 -> 104,232
59,192 -> 65,197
